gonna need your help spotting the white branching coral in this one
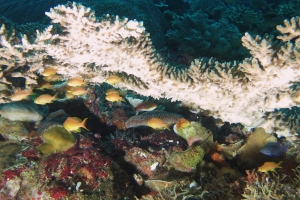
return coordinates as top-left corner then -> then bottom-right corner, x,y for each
1,2 -> 300,137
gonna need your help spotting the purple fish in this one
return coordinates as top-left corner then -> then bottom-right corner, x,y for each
260,142 -> 287,157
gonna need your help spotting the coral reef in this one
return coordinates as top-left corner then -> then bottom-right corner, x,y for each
0,2 -> 297,136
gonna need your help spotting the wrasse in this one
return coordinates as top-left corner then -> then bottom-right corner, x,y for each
134,101 -> 157,114
106,93 -> 125,102
34,93 -> 58,105
63,117 -> 89,132
41,67 -> 58,77
67,77 -> 86,87
147,117 -> 170,131
258,161 -> 282,173
11,90 -> 32,101
105,75 -> 121,84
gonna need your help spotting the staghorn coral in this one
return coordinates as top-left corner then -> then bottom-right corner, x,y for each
1,3 -> 300,138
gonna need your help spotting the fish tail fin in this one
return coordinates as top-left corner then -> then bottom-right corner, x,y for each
166,126 -> 171,131
53,92 -> 59,100
121,98 -> 126,102
81,118 -> 89,131
277,161 -> 283,168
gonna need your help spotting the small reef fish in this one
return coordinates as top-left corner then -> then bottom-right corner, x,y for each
105,75 -> 122,84
105,89 -> 119,95
43,74 -> 62,82
63,117 -> 89,132
175,118 -> 191,129
260,142 -> 287,157
258,161 -> 282,173
106,93 -> 125,102
41,67 -> 58,77
11,90 -> 32,101
67,77 -> 86,87
69,87 -> 89,96
147,117 -> 171,131
34,93 -> 57,105
35,82 -> 53,90
134,101 -> 157,114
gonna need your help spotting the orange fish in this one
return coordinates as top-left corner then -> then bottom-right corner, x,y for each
105,75 -> 121,84
63,117 -> 89,132
35,82 -> 53,90
106,93 -> 125,102
34,93 -> 58,105
41,67 -> 58,77
175,118 -> 191,129
67,77 -> 86,87
147,117 -> 170,131
258,161 -> 282,173
69,87 -> 88,96
43,74 -> 62,82
11,90 -> 32,101
105,89 -> 119,95
134,101 -> 157,114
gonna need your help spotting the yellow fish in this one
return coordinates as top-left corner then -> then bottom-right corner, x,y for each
147,117 -> 170,131
106,93 -> 125,102
65,91 -> 75,99
11,90 -> 32,101
258,161 -> 282,173
41,67 -> 58,77
43,74 -> 62,82
35,82 -> 53,90
63,117 -> 89,132
105,89 -> 119,95
67,77 -> 86,87
175,118 -> 191,129
34,93 -> 58,105
70,87 -> 88,96
105,75 -> 121,84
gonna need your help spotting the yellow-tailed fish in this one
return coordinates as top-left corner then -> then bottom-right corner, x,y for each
70,87 -> 89,96
258,161 -> 282,173
67,77 -> 86,87
63,117 -> 89,132
105,75 -> 121,84
35,82 -> 53,90
43,74 -> 62,82
34,93 -> 58,105
41,67 -> 58,77
65,91 -> 75,99
105,89 -> 119,95
11,90 -> 32,101
175,118 -> 191,129
134,101 -> 157,114
147,117 -> 170,131
106,93 -> 125,102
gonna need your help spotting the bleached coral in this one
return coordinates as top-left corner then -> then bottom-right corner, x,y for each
1,2 -> 300,137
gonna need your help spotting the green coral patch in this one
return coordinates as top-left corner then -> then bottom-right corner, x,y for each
38,125 -> 76,155
168,144 -> 205,173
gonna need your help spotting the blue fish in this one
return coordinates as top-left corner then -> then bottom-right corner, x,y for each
260,142 -> 287,157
